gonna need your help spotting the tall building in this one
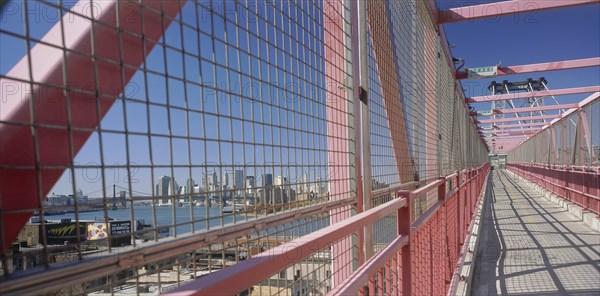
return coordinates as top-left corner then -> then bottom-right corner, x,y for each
203,170 -> 219,192
263,173 -> 273,187
245,176 -> 255,194
157,175 -> 175,206
222,172 -> 229,189
275,176 -> 288,187
260,173 -> 274,206
233,169 -> 245,190
302,172 -> 309,193
157,176 -> 171,196
185,178 -> 196,195
313,177 -> 327,195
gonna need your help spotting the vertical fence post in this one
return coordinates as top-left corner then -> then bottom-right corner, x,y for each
351,0 -> 366,272
397,190 -> 412,296
438,177 -> 447,202
358,0 -> 374,262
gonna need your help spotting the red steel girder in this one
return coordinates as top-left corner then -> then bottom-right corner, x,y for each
456,57 -> 600,80
438,0 -> 599,23
497,104 -> 579,114
476,114 -> 561,124
478,122 -> 549,130
466,86 -> 600,103
480,127 -> 541,133
471,104 -> 579,116
0,0 -> 185,255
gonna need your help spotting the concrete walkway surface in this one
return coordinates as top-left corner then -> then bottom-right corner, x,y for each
471,170 -> 600,296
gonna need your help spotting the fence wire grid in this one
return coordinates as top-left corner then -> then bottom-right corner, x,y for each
0,0 -> 488,295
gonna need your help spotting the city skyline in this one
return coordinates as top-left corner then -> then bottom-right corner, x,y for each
48,167 -> 331,200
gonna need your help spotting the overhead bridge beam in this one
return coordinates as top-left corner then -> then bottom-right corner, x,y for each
481,130 -> 536,135
480,127 -> 541,133
457,57 -> 600,80
478,122 -> 549,129
485,134 -> 530,140
438,0 -> 599,23
476,114 -> 561,124
472,103 -> 579,116
466,86 -> 600,103
497,104 -> 579,114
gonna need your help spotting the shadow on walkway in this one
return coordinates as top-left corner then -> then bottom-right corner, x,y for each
470,170 -> 600,296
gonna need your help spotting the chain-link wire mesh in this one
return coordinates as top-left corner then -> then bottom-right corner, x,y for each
0,0 -> 490,294
507,96 -> 599,166
0,0 -> 356,294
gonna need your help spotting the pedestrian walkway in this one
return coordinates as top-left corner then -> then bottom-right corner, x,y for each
471,170 -> 600,296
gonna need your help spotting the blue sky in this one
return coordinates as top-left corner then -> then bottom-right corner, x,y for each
439,1 -> 600,109
1,1 -> 334,197
1,1 -> 599,197
437,0 -> 600,153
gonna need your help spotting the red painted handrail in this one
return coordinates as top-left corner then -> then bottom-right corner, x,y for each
507,162 -> 600,215
166,164 -> 491,296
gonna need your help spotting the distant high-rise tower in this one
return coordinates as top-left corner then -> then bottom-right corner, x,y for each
157,176 -> 172,206
245,176 -> 255,194
222,172 -> 229,189
302,172 -> 309,193
202,171 -> 218,192
233,169 -> 245,190
263,173 -> 273,187
274,176 -> 288,187
157,176 -> 171,196
185,178 -> 196,195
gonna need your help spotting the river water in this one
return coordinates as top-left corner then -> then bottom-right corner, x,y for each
43,205 -> 249,236
43,205 -> 330,237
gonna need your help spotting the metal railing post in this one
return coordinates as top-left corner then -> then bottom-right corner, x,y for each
357,0 -> 374,261
397,190 -> 412,296
455,171 -> 462,251
351,0 -> 366,270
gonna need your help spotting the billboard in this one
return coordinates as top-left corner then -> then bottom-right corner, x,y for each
45,223 -> 87,244
109,221 -> 131,247
86,221 -> 131,247
87,222 -> 108,240
110,221 -> 131,235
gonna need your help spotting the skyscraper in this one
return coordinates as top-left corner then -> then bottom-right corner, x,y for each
274,176 -> 288,187
233,169 -> 245,190
202,171 -> 219,193
185,178 -> 196,195
263,173 -> 273,187
302,172 -> 309,193
157,176 -> 171,196
261,173 -> 273,206
245,176 -> 255,194
157,176 -> 172,206
222,172 -> 229,189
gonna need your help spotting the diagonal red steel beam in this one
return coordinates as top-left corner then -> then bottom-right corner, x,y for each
367,0 -> 414,183
456,57 -> 600,80
0,0 -> 185,255
438,0 -> 599,23
323,0 -> 354,286
466,86 -> 600,103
